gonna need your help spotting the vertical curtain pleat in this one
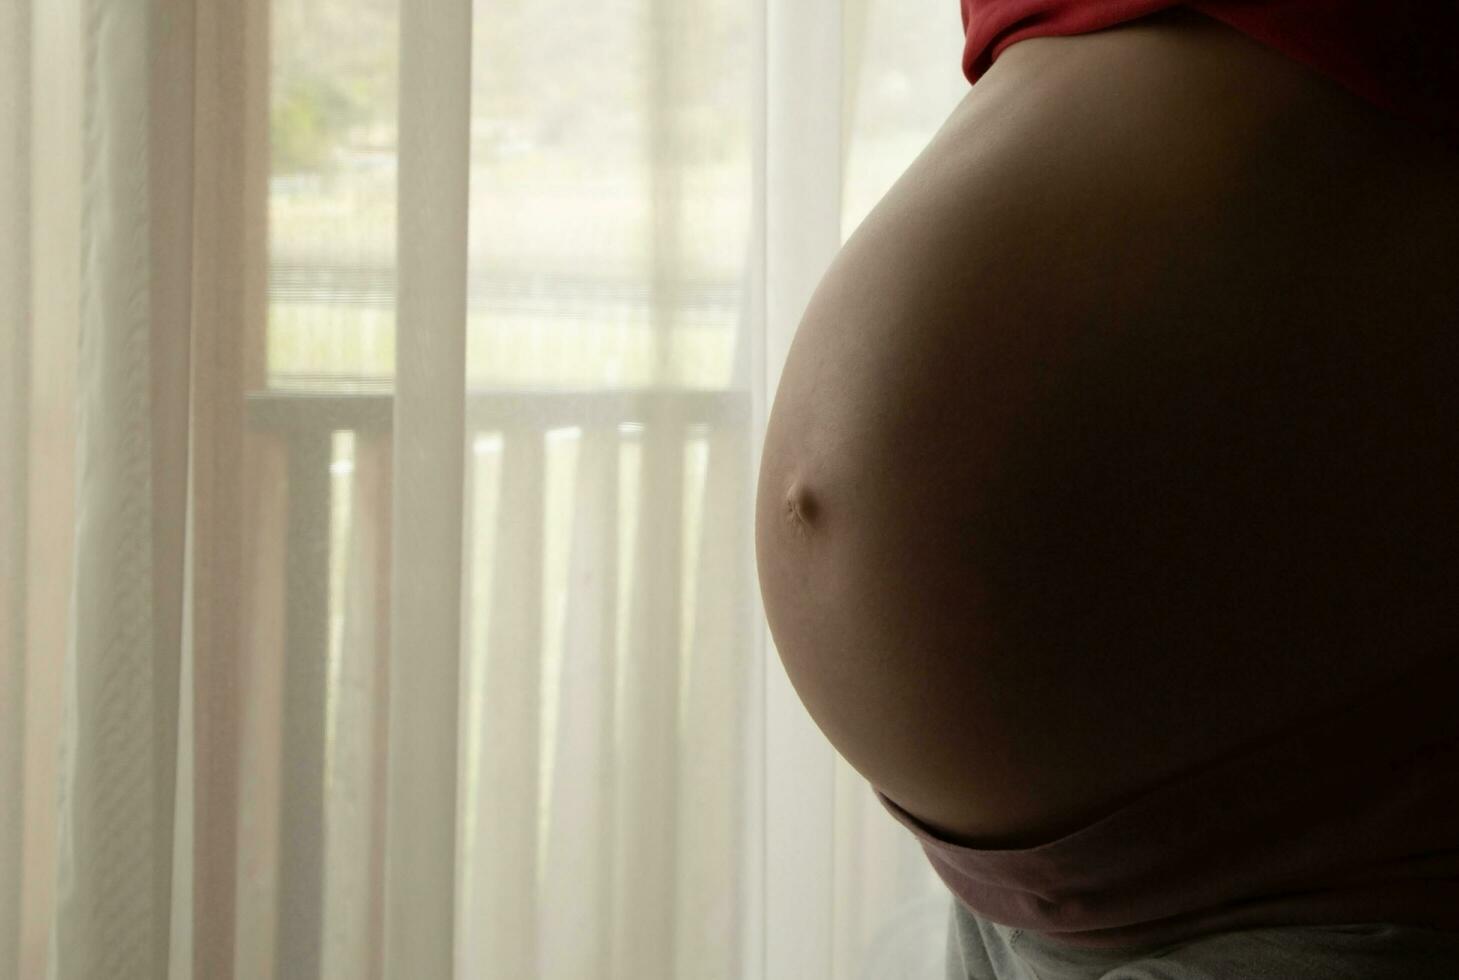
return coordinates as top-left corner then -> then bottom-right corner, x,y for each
148,5 -> 198,979
146,0 -> 192,873
21,0 -> 81,974
185,0 -> 269,976
49,0 -> 186,975
840,0 -> 869,174
763,0 -> 848,978
647,0 -> 687,382
0,1 -> 32,975
738,0 -> 770,969
385,0 -> 472,974
639,1 -> 757,971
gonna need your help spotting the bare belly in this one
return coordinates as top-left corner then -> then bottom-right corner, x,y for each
754,7 -> 1459,849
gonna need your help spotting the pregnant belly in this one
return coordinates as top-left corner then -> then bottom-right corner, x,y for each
754,7 -> 1459,849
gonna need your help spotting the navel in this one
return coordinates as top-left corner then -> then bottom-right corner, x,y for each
784,480 -> 819,534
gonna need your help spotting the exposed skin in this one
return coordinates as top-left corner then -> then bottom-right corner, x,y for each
754,6 -> 1459,850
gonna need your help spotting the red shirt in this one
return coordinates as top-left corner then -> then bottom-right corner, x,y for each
959,1 -> 1459,146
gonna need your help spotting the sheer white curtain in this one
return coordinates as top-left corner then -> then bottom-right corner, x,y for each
1,0 -> 967,977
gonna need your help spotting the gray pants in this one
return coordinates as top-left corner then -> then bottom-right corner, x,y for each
947,897 -> 1459,980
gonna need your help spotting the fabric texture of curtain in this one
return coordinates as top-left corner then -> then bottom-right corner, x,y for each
1,0 -> 968,976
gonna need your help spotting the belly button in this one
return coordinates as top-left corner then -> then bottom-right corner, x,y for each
784,480 -> 819,533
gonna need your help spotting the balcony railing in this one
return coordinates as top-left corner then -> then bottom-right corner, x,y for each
242,384 -> 755,977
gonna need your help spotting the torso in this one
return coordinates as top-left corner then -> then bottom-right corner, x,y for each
755,7 -> 1459,849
